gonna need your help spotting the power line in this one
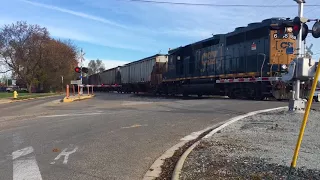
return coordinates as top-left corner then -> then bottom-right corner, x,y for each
119,0 -> 320,7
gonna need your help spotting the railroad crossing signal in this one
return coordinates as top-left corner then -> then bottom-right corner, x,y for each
306,43 -> 313,55
292,17 -> 309,41
75,67 -> 81,73
74,67 -> 89,74
311,21 -> 320,38
82,67 -> 89,74
281,17 -> 320,41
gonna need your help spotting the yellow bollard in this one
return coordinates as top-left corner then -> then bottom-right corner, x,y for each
290,62 -> 320,168
13,91 -> 18,99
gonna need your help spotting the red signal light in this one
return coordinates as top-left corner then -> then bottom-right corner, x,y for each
75,67 -> 81,73
292,17 -> 301,36
293,25 -> 300,32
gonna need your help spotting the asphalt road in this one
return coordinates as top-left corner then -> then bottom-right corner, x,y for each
0,93 -> 318,180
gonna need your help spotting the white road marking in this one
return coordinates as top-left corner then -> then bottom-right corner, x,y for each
12,146 -> 34,160
51,146 -> 78,164
121,124 -> 148,129
12,147 -> 42,180
38,112 -> 104,118
13,157 -> 42,180
122,101 -> 153,106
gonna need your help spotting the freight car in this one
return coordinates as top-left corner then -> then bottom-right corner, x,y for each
119,54 -> 168,93
89,54 -> 168,93
86,67 -> 121,92
88,17 -> 311,100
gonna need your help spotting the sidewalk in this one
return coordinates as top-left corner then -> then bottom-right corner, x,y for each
0,99 -> 13,104
180,109 -> 320,179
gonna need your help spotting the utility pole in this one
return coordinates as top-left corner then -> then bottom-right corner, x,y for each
289,0 -> 306,112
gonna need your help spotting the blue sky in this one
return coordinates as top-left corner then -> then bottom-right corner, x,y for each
1,0 -> 320,69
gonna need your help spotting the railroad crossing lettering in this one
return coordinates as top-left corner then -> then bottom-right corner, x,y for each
50,146 -> 78,165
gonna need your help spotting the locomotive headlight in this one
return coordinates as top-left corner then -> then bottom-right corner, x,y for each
281,64 -> 287,70
286,27 -> 293,33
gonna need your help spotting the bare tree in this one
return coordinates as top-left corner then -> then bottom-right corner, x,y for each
88,59 -> 105,75
0,21 -> 50,92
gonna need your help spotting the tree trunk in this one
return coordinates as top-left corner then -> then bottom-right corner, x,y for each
27,83 -> 32,93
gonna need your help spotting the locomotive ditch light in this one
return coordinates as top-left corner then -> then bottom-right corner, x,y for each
312,21 -> 320,38
281,64 -> 288,70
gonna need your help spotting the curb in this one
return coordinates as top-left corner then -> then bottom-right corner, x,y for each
63,95 -> 95,103
171,106 -> 287,180
143,106 -> 287,180
142,122 -> 225,180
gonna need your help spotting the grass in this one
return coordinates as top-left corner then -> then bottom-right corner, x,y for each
0,92 -> 61,100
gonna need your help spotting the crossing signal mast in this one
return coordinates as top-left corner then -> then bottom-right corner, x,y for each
73,49 -> 88,94
280,0 -> 320,112
286,1 -> 320,178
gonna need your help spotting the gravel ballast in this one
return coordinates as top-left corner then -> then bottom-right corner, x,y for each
180,109 -> 320,179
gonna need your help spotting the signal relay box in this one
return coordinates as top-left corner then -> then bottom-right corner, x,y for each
296,57 -> 318,80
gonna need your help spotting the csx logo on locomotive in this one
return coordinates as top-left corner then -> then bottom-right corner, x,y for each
278,41 -> 293,50
201,50 -> 218,65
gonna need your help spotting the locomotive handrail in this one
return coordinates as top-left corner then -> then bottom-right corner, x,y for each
258,53 -> 267,79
